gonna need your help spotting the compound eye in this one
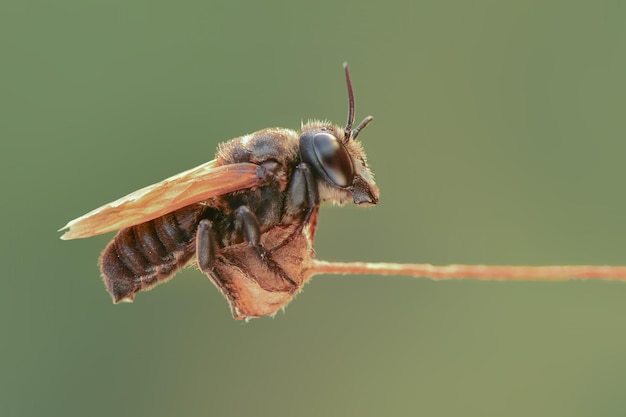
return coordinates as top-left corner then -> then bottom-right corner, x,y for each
312,132 -> 354,187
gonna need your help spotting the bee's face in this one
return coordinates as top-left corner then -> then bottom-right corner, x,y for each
299,121 -> 378,206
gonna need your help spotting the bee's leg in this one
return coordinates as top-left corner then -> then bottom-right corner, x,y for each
270,163 -> 318,254
196,219 -> 236,301
234,206 -> 298,289
196,219 -> 218,272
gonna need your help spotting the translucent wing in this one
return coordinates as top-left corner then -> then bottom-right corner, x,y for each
59,160 -> 262,240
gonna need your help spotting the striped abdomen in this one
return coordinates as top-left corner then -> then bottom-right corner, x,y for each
99,205 -> 203,302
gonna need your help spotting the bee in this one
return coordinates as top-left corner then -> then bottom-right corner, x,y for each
60,64 -> 378,320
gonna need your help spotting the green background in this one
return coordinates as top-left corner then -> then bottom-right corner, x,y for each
3,1 -> 626,416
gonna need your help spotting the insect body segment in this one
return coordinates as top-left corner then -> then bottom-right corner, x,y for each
100,206 -> 201,302
61,64 -> 378,320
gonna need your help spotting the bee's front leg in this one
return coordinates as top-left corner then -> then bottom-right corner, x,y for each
270,163 -> 319,254
285,163 -> 318,211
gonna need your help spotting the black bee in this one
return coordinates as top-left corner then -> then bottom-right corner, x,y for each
60,64 -> 378,320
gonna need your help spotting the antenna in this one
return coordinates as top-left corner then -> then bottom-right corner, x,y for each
343,63 -> 373,142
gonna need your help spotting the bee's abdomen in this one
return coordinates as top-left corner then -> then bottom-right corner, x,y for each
99,207 -> 201,303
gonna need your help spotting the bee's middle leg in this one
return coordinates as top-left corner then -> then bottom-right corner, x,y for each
233,205 -> 297,289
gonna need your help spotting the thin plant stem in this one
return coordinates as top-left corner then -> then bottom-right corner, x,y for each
308,260 -> 626,281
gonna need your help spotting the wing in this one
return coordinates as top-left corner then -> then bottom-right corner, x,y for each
59,160 -> 262,240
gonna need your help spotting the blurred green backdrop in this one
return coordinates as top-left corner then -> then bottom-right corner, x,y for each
3,0 -> 626,416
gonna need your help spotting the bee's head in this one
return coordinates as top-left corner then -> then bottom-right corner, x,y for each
299,64 -> 378,206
